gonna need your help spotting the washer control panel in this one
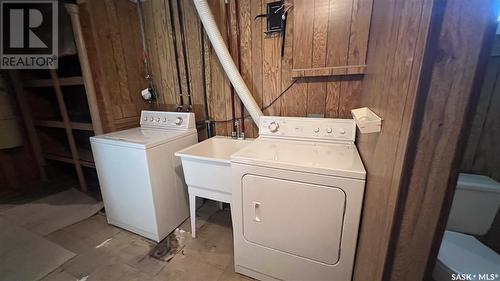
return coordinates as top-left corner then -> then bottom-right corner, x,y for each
259,116 -> 355,142
140,110 -> 195,130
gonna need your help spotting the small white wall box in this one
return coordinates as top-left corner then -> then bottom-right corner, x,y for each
351,107 -> 382,134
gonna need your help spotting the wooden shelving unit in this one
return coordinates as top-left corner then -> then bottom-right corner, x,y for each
9,4 -> 103,192
10,68 -> 96,192
44,153 -> 95,169
34,120 -> 93,131
23,76 -> 84,88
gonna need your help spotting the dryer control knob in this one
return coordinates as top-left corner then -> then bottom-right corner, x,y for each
175,117 -> 183,125
268,122 -> 279,133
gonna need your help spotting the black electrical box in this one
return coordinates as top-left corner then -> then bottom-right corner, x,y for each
266,1 -> 284,34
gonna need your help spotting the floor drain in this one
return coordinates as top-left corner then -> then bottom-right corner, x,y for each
150,228 -> 191,262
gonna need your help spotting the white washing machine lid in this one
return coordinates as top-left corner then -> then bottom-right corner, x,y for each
438,230 -> 500,275
90,127 -> 196,149
457,173 -> 500,193
230,138 -> 366,179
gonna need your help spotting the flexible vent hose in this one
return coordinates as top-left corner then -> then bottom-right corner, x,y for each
192,0 -> 264,125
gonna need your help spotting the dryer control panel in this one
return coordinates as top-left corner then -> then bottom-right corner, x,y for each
259,116 -> 355,143
140,111 -> 195,130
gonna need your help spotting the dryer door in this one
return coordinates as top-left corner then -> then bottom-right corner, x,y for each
241,174 -> 346,264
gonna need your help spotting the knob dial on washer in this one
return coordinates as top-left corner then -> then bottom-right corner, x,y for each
268,122 -> 279,133
175,117 -> 183,125
314,127 -> 320,133
326,128 -> 333,134
338,128 -> 346,135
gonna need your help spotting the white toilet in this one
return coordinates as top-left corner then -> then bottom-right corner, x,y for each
433,173 -> 500,280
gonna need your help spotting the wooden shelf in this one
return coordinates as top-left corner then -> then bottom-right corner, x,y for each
43,144 -> 94,169
9,4 -> 104,192
45,153 -> 95,168
291,65 -> 367,78
34,119 -> 94,131
23,76 -> 84,88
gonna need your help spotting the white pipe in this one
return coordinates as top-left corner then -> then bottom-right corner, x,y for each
192,0 -> 264,125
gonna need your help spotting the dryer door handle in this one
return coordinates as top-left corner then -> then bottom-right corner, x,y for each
252,201 -> 262,222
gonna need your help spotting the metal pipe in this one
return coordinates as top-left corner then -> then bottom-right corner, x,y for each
176,0 -> 193,109
166,0 -> 184,107
200,24 -> 213,137
224,0 -> 237,135
234,0 -> 245,134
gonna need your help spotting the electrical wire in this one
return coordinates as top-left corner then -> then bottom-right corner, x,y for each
208,78 -> 300,123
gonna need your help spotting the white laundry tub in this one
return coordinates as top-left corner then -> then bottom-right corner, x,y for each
175,136 -> 253,237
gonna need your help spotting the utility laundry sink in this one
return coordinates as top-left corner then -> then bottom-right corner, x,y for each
175,136 -> 253,196
175,136 -> 253,237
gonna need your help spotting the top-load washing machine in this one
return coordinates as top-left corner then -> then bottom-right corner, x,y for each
231,116 -> 366,281
90,111 -> 197,242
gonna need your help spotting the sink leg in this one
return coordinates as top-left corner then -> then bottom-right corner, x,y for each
189,193 -> 196,238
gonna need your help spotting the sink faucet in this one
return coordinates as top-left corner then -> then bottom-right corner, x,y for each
233,120 -> 245,140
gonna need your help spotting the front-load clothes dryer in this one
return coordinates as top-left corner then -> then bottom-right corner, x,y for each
231,116 -> 366,281
90,111 -> 197,242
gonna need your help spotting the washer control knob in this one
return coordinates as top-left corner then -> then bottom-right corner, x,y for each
326,128 -> 333,134
314,127 -> 320,133
156,117 -> 161,122
163,118 -> 167,122
150,117 -> 154,121
143,117 -> 147,121
175,117 -> 183,125
338,128 -> 346,135
268,122 -> 279,133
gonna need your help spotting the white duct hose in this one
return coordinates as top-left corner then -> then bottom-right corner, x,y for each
193,0 -> 264,125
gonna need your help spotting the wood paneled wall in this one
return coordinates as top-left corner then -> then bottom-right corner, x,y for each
140,0 -> 369,137
462,54 -> 500,182
79,0 -> 372,137
80,0 -> 371,136
79,0 -> 148,132
351,0 -> 434,280
388,1 -> 495,279
81,0 -> 207,132
141,0 -> 207,122
292,0 -> 371,77
204,0 -> 368,137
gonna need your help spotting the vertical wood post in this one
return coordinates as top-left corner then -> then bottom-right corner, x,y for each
65,3 -> 104,135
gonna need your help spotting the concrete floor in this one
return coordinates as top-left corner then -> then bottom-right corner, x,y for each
41,202 -> 254,281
